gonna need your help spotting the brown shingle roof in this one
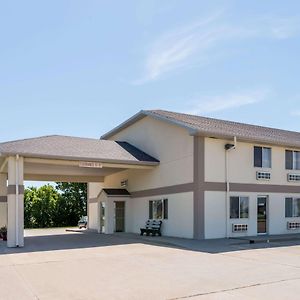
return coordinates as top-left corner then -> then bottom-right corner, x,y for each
0,135 -> 159,165
102,109 -> 300,148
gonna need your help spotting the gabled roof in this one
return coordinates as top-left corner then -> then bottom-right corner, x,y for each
101,109 -> 300,148
0,135 -> 159,165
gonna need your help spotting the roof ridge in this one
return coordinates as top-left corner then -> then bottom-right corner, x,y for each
46,135 -> 104,141
0,135 -> 60,145
0,135 -> 107,146
146,109 -> 300,135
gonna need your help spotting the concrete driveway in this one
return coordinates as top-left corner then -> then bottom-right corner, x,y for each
1,229 -> 300,300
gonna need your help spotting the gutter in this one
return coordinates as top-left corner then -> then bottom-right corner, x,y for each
0,152 -> 160,167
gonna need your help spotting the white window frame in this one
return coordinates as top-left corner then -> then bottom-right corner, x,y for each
254,146 -> 272,169
286,150 -> 300,170
153,200 -> 163,219
285,197 -> 300,218
230,196 -> 249,219
149,199 -> 168,220
293,151 -> 300,170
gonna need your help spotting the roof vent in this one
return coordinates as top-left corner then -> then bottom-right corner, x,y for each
121,180 -> 128,187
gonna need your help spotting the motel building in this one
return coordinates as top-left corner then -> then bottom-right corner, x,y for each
1,109 -> 300,247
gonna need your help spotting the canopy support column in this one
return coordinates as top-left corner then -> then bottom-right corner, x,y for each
0,173 -> 7,229
7,156 -> 24,247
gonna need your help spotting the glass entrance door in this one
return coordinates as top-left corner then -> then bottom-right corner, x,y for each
257,196 -> 267,234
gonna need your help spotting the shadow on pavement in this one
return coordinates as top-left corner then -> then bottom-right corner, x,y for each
1,230 -> 300,255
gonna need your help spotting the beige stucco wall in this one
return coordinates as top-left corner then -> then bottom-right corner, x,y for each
268,193 -> 300,235
87,182 -> 103,231
88,202 -> 99,231
128,192 -> 194,238
205,191 -> 300,239
205,137 -> 300,185
87,117 -> 194,238
204,138 -> 300,239
105,196 -> 131,234
89,191 -> 132,234
205,191 -> 257,239
88,182 -> 103,199
105,116 -> 193,191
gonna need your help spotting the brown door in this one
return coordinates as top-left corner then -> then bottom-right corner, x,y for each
257,197 -> 267,234
115,202 -> 125,232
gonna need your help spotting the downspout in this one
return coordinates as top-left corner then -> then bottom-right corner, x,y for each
15,154 -> 19,247
225,137 -> 237,238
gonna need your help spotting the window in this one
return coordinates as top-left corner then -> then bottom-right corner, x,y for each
149,199 -> 168,219
230,196 -> 249,219
286,150 -> 300,170
254,146 -> 271,168
285,197 -> 300,217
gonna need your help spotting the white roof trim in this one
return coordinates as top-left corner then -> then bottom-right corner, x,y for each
100,110 -> 195,140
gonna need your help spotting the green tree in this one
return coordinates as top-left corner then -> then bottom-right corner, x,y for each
24,185 -> 58,228
55,182 -> 87,226
24,182 -> 87,228
24,187 -> 35,228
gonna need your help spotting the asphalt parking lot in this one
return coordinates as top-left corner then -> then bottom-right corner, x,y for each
1,228 -> 300,299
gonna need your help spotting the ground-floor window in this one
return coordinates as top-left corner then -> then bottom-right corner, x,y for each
285,197 -> 300,217
230,196 -> 249,219
149,199 -> 168,219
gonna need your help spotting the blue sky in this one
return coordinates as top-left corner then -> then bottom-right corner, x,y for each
1,2 -> 300,149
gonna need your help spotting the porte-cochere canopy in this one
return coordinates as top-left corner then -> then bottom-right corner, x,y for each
0,135 -> 159,182
0,135 -> 159,248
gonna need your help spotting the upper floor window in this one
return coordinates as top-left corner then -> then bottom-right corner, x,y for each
285,150 -> 300,170
254,146 -> 271,168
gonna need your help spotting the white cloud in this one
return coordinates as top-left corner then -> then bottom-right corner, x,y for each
186,89 -> 270,115
133,13 -> 300,84
290,110 -> 300,116
266,16 -> 300,39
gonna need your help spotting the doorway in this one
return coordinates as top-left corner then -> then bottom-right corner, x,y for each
99,202 -> 105,233
257,196 -> 268,234
114,201 -> 125,232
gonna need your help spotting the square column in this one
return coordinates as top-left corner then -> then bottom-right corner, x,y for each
7,156 -> 24,247
0,173 -> 7,228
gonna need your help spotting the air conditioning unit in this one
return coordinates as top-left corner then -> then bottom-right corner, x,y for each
287,222 -> 300,230
232,224 -> 248,232
287,174 -> 300,182
256,171 -> 271,181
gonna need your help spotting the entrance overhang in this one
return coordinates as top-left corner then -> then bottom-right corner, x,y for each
0,135 -> 159,247
24,157 -> 155,182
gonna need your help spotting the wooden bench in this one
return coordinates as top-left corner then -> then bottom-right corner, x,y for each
140,220 -> 162,236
